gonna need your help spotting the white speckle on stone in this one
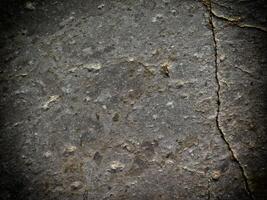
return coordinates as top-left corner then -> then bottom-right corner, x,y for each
97,3 -> 105,9
211,170 -> 221,180
157,134 -> 164,140
163,0 -> 171,4
102,105 -> 107,109
128,180 -> 138,185
59,16 -> 75,27
166,101 -> 174,108
171,9 -> 177,14
25,1 -> 35,10
152,14 -> 164,22
44,151 -> 52,158
64,145 -> 77,154
133,105 -> 143,110
128,57 -> 135,62
219,54 -> 226,62
110,161 -> 125,171
165,159 -> 175,164
84,96 -> 92,102
69,40 -> 76,45
70,181 -> 83,190
152,114 -> 158,120
121,142 -> 134,152
83,63 -> 102,71
42,95 -> 60,110
28,60 -> 34,65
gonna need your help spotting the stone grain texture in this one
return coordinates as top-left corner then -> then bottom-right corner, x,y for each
0,0 -> 266,200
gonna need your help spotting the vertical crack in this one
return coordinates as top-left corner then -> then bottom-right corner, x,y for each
207,179 -> 211,200
202,1 -> 255,199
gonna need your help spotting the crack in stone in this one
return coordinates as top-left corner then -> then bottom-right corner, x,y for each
201,0 -> 267,33
202,1 -> 255,199
233,66 -> 260,81
207,179 -> 211,200
210,10 -> 267,33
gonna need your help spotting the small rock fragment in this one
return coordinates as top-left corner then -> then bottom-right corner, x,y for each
102,105 -> 107,109
64,145 -> 77,155
166,101 -> 174,108
59,16 -> 75,27
16,73 -> 28,78
152,114 -> 158,120
69,40 -> 76,45
219,54 -> 226,62
83,63 -> 102,71
70,181 -> 83,190
84,96 -> 91,102
121,142 -> 135,152
25,1 -> 35,10
97,3 -> 105,9
170,9 -> 177,15
152,14 -> 164,23
161,62 -> 170,77
44,151 -> 52,158
211,170 -> 221,180
42,95 -> 60,110
171,79 -> 185,89
109,161 -> 125,172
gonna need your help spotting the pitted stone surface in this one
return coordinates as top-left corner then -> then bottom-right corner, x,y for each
0,0 -> 266,199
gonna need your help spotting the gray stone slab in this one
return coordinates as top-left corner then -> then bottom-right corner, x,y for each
0,0 -> 266,199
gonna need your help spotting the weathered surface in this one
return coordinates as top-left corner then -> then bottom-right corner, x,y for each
211,0 -> 267,31
0,0 -> 266,200
213,17 -> 267,200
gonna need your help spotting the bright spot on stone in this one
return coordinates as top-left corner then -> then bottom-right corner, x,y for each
152,14 -> 164,22
25,1 -> 35,10
166,101 -> 174,107
110,161 -> 125,171
44,151 -> 52,158
83,63 -> 102,71
102,105 -> 107,109
152,114 -> 158,120
70,181 -> 83,190
211,170 -> 221,180
64,145 -> 77,154
97,3 -> 105,9
219,54 -> 226,62
42,95 -> 60,110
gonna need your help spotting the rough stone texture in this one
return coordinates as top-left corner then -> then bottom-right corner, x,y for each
0,0 -> 266,200
214,16 -> 267,200
211,0 -> 267,30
